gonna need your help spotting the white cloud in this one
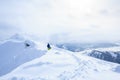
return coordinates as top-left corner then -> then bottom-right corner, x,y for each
0,0 -> 120,42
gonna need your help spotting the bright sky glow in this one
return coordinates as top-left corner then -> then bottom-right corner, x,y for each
0,0 -> 120,42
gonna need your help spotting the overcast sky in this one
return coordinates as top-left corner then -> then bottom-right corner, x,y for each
0,0 -> 120,42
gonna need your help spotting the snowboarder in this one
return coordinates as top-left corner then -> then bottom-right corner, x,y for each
47,43 -> 51,50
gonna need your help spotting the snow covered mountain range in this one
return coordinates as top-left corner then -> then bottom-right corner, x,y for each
56,42 -> 120,52
0,34 -> 120,80
82,47 -> 120,64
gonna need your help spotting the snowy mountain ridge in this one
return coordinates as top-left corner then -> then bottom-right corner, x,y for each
0,34 -> 120,80
0,45 -> 120,80
81,47 -> 120,64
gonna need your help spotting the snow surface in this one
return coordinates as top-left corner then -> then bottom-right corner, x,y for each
0,46 -> 120,80
0,34 -> 120,80
0,36 -> 46,76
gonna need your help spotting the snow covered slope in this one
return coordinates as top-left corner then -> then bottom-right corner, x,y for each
0,47 -> 120,80
0,35 -> 46,76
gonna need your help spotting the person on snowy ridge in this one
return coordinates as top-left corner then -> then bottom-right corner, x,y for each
47,43 -> 51,50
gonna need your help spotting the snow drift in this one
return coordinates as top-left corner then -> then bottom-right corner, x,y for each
0,35 -> 46,76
